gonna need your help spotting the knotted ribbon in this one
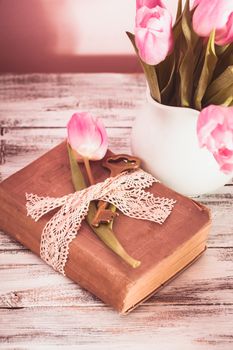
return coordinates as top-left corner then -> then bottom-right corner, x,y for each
26,169 -> 176,275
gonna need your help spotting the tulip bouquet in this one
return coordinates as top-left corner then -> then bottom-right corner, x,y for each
127,0 -> 233,109
127,0 -> 233,174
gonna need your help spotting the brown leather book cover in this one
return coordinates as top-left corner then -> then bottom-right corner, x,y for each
0,142 -> 211,313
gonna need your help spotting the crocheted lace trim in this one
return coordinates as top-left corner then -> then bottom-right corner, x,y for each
26,169 -> 176,275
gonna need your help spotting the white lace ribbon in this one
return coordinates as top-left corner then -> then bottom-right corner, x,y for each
26,169 -> 176,275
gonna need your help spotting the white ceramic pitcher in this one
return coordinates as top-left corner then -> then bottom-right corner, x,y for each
131,91 -> 232,196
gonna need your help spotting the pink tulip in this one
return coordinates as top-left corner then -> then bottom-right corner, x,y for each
136,0 -> 165,10
197,105 -> 233,174
135,4 -> 173,65
67,112 -> 108,161
192,0 -> 233,46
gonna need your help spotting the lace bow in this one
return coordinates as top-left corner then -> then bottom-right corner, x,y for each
26,169 -> 176,275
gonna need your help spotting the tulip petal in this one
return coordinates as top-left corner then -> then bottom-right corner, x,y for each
216,12 -> 233,46
90,118 -> 108,160
136,0 -> 165,10
135,5 -> 173,65
197,105 -> 233,174
67,112 -> 108,161
192,0 -> 233,46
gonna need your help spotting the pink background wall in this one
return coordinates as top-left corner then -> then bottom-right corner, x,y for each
0,0 -> 177,73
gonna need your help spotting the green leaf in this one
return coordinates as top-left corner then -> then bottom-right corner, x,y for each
215,44 -> 230,56
67,144 -> 86,189
156,1 -> 183,105
175,0 -> 182,22
156,21 -> 182,103
221,43 -> 233,66
204,66 -> 233,106
224,96 -> 233,106
67,143 -> 141,268
192,39 -> 206,93
194,30 -> 218,110
205,93 -> 233,107
126,31 -> 161,103
214,43 -> 233,78
158,55 -> 176,105
178,0 -> 199,107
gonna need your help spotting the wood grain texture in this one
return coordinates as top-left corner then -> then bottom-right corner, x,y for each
0,248 -> 232,307
0,74 -> 232,349
1,305 -> 233,350
0,74 -> 145,128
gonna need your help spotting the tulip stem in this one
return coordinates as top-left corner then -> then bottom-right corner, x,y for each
67,144 -> 141,269
83,157 -> 95,185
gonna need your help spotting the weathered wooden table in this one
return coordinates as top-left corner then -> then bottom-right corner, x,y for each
0,74 -> 232,349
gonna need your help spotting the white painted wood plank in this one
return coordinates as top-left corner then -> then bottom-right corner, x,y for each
0,73 -> 145,128
0,248 -> 232,307
0,305 -> 232,350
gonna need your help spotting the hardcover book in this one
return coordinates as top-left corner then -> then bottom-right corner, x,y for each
0,142 -> 211,313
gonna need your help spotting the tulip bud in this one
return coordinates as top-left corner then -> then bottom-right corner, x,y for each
67,112 -> 108,162
197,105 -> 233,174
192,0 -> 233,46
135,3 -> 173,65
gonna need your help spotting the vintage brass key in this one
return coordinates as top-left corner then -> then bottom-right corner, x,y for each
91,154 -> 141,227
